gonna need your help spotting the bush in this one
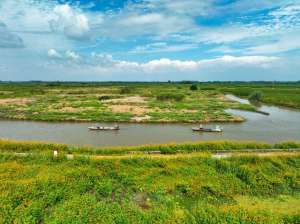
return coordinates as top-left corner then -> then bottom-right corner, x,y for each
98,95 -> 112,101
248,91 -> 263,102
156,93 -> 185,102
190,84 -> 198,91
119,86 -> 133,94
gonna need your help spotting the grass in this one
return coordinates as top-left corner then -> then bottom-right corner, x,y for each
211,82 -> 300,109
0,146 -> 299,223
0,139 -> 300,156
0,82 -> 258,123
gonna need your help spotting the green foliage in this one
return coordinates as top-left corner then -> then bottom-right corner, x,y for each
120,86 -> 133,94
98,95 -> 113,101
156,93 -> 185,102
190,84 -> 198,91
248,91 -> 263,102
1,139 -> 300,156
0,151 -> 299,223
0,82 -> 299,123
216,82 -> 300,109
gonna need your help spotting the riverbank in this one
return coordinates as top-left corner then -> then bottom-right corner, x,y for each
216,82 -> 300,110
1,139 -> 300,155
1,140 -> 299,223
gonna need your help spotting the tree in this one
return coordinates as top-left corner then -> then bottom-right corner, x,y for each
190,84 -> 198,91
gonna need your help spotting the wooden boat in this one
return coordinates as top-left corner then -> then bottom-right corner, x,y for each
88,125 -> 120,131
192,125 -> 223,133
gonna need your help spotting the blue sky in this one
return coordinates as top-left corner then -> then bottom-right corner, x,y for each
0,0 -> 300,81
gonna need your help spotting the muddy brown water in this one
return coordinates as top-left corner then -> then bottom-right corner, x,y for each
0,95 -> 299,147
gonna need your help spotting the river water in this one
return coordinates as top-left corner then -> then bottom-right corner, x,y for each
0,95 -> 299,147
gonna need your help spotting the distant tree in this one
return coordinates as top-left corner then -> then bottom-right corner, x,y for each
248,91 -> 263,102
190,84 -> 198,91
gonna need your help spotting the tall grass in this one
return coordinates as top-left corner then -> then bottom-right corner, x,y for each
0,151 -> 299,223
0,139 -> 299,155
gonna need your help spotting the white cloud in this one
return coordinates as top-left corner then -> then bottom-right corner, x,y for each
50,4 -> 90,40
270,4 -> 300,17
47,49 -> 62,58
131,42 -> 198,54
247,31 -> 300,54
139,55 -> 279,72
65,50 -> 81,61
0,22 -> 24,48
47,49 -> 279,72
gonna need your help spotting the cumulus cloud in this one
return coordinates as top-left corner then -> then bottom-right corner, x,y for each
138,56 -> 279,72
47,49 -> 279,72
0,22 -> 24,48
50,4 -> 90,40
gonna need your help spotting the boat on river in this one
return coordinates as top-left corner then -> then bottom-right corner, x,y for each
192,125 -> 223,133
88,125 -> 120,131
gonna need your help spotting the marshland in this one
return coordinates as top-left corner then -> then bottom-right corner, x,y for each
1,82 -> 300,224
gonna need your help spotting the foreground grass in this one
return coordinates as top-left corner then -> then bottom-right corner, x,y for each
0,150 -> 299,223
0,82 -> 255,123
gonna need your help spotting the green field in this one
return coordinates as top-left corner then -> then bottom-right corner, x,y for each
0,140 -> 300,224
0,82 -> 258,123
212,82 -> 300,109
0,82 -> 299,123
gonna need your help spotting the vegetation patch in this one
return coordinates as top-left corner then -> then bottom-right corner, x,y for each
0,148 -> 299,223
0,82 -> 299,123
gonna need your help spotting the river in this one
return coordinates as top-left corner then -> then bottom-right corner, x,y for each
0,95 -> 299,147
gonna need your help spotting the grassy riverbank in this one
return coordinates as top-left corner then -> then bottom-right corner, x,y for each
1,139 -> 300,155
212,82 -> 300,109
0,141 -> 300,223
0,82 -> 256,123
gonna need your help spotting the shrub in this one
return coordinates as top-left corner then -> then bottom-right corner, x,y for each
156,93 -> 185,102
119,86 -> 133,94
190,84 -> 198,91
98,95 -> 112,101
248,91 -> 263,102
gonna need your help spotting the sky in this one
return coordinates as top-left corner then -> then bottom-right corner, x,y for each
0,0 -> 300,81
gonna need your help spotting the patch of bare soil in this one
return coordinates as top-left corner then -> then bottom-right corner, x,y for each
0,98 -> 33,106
109,105 -> 152,115
131,115 -> 152,122
106,96 -> 147,104
57,107 -> 96,113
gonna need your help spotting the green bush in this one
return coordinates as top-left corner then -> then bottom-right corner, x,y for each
119,86 -> 133,94
98,95 -> 113,101
156,93 -> 185,102
248,91 -> 263,102
190,84 -> 198,91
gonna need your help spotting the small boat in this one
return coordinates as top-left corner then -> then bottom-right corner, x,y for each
192,125 -> 223,133
88,125 -> 120,131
